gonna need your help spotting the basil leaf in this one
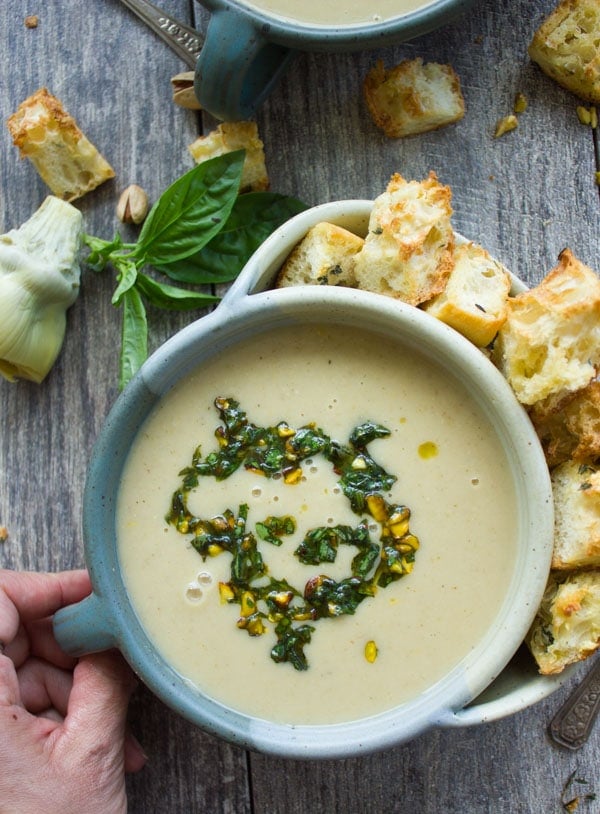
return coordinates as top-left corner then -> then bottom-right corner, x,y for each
155,192 -> 308,284
120,287 -> 148,390
112,259 -> 138,305
135,272 -> 220,311
83,233 -> 125,272
134,151 -> 245,267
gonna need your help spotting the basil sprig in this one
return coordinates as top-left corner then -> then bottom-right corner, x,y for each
83,150 -> 307,389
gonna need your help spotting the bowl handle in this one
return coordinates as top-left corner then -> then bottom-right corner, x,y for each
194,8 -> 296,120
53,593 -> 117,656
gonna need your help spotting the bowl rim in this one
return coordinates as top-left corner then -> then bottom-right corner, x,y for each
199,0 -> 474,49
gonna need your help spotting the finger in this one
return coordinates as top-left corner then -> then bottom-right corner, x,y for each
17,657 -> 73,717
0,569 -> 91,647
124,730 -> 148,773
0,623 -> 26,664
23,617 -> 79,670
65,651 -> 137,749
36,707 -> 65,723
0,652 -> 23,707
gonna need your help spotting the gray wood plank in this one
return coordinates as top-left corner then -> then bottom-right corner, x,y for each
0,0 -> 598,812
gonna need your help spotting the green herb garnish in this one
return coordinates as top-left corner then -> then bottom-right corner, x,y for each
167,397 -> 419,670
83,152 -> 306,389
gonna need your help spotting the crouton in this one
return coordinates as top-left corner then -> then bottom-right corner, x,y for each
353,171 -> 454,306
188,121 -> 268,191
276,222 -> 364,288
7,88 -> 115,201
529,379 -> 600,467
424,241 -> 511,346
491,249 -> 600,406
551,460 -> 600,569
527,569 -> 600,673
363,58 -> 465,138
529,0 -> 600,103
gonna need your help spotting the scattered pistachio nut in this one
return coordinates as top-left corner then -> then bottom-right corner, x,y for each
0,526 -> 8,543
171,71 -> 202,110
24,15 -> 38,28
577,105 -> 598,127
494,114 -> 518,138
577,105 -> 592,125
117,184 -> 149,225
513,92 -> 527,114
364,640 -> 378,663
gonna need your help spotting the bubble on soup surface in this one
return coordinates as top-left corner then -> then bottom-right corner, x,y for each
197,571 -> 213,585
186,583 -> 203,602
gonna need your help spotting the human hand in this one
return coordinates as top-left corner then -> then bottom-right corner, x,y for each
0,569 -> 147,814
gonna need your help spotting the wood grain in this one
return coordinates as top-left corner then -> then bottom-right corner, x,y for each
0,0 -> 598,811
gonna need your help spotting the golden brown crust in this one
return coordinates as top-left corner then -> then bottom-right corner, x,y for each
491,249 -> 600,405
363,58 -> 465,138
275,222 -> 364,288
423,241 -> 511,347
7,87 -> 115,201
529,0 -> 600,103
550,461 -> 600,569
353,171 -> 455,306
526,569 -> 600,673
529,379 -> 600,467
188,121 -> 269,192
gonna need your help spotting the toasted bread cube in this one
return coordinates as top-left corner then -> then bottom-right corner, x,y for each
551,460 -> 600,569
188,121 -> 268,192
7,88 -> 115,202
492,249 -> 600,406
363,58 -> 465,138
353,172 -> 454,306
276,222 -> 364,288
529,0 -> 600,103
424,241 -> 511,346
529,379 -> 600,467
527,569 -> 600,674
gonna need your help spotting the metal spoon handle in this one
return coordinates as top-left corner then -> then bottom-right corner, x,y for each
549,656 -> 600,749
118,0 -> 203,68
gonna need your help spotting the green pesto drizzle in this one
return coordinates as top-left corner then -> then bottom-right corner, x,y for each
166,397 -> 419,671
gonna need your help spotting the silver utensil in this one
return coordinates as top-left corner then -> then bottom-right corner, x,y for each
549,655 -> 600,749
118,0 -> 203,68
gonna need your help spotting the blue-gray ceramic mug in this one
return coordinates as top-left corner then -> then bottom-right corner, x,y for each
194,0 -> 475,120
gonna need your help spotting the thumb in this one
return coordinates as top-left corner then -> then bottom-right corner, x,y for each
64,651 -> 137,750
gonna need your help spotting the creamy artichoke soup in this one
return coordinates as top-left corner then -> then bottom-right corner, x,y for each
117,322 -> 518,725
236,0 -> 436,27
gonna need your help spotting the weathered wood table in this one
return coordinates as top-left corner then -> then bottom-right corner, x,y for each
0,0 -> 598,811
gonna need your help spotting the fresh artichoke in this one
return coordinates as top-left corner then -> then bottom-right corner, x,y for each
0,195 -> 82,383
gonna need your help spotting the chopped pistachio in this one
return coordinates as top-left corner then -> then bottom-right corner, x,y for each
576,105 -> 598,128
494,114 -> 518,138
0,526 -> 8,543
365,640 -> 378,663
577,105 -> 592,125
24,15 -> 38,28
595,171 -> 600,186
513,92 -> 527,114
218,582 -> 235,603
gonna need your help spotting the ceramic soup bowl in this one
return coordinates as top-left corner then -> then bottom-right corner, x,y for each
54,201 -> 563,759
194,0 -> 475,119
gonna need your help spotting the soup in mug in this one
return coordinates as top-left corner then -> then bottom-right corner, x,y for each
117,322 -> 518,725
236,0 -> 437,27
